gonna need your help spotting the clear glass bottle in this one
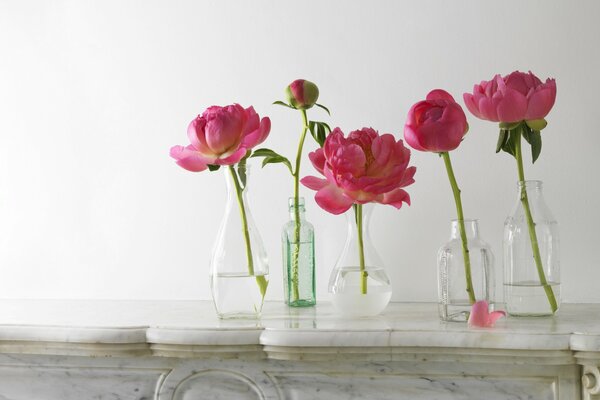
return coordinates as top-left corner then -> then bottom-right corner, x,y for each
329,204 -> 392,317
210,165 -> 269,319
282,197 -> 316,307
504,180 -> 560,316
437,219 -> 495,322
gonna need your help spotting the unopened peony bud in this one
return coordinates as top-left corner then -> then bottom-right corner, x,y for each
286,79 -> 319,109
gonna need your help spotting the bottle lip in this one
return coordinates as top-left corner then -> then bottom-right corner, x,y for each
288,196 -> 306,208
450,218 -> 479,223
517,180 -> 543,187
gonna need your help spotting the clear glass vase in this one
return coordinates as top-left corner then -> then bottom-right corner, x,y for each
504,180 -> 560,316
329,204 -> 392,317
282,197 -> 316,307
210,165 -> 269,319
437,219 -> 495,322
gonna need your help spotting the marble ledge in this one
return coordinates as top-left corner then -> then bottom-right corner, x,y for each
0,300 -> 599,358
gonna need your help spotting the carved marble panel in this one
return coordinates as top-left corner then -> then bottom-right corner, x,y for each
0,364 -> 167,400
269,372 -> 558,400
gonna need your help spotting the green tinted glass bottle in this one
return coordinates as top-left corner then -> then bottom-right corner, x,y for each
282,197 -> 316,307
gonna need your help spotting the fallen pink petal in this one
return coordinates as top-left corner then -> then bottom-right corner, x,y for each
468,301 -> 507,328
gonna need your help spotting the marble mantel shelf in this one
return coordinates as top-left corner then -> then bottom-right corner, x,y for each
0,300 -> 598,354
1,300 -> 600,399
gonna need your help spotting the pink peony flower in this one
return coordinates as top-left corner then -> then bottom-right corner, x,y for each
301,127 -> 416,215
463,71 -> 556,123
286,79 -> 319,110
468,301 -> 506,328
170,104 -> 271,172
404,89 -> 469,153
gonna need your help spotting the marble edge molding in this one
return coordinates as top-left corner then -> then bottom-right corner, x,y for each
0,325 -> 147,344
146,327 -> 263,346
0,325 -> 593,350
570,332 -> 600,352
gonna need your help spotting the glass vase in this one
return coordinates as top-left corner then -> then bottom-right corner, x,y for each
437,219 -> 495,322
504,180 -> 560,316
210,165 -> 269,319
282,197 -> 316,307
329,204 -> 392,317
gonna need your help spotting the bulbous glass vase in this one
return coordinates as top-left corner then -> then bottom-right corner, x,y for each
437,219 -> 495,322
329,204 -> 392,317
210,165 -> 269,319
504,180 -> 560,316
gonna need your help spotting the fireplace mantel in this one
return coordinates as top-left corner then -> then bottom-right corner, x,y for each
0,300 -> 598,399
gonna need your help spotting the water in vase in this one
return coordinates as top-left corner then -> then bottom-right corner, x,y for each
504,281 -> 561,316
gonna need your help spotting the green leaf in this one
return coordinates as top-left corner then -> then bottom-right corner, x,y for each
501,126 -> 520,158
308,121 -> 332,147
237,150 -> 251,187
273,100 -> 295,110
261,156 -> 293,174
496,129 -> 508,153
521,125 -> 543,163
207,164 -> 220,172
250,148 -> 293,175
530,130 -> 542,163
251,148 -> 279,157
315,103 -> 331,115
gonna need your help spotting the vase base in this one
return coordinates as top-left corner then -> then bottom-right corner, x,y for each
217,312 -> 261,320
331,291 -> 391,317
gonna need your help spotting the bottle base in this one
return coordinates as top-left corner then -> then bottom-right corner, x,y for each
287,299 -> 316,308
438,302 -> 471,322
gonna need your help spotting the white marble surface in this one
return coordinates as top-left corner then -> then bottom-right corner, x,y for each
0,300 -> 598,353
0,301 -> 596,399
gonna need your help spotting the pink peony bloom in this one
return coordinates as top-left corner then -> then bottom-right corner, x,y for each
170,104 -> 271,172
404,89 -> 469,153
468,301 -> 506,328
286,79 -> 319,110
463,71 -> 556,123
301,127 -> 416,215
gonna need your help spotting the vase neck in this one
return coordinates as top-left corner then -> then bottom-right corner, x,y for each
288,197 -> 306,221
517,180 -> 543,198
449,219 -> 480,240
224,165 -> 250,199
345,204 -> 373,232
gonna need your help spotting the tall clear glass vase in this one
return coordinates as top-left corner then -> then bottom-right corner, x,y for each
504,180 -> 560,316
329,204 -> 392,317
210,165 -> 269,319
437,219 -> 495,322
282,197 -> 316,307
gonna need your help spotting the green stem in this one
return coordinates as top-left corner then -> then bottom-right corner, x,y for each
290,110 -> 309,303
441,152 -> 476,305
354,204 -> 367,295
514,129 -> 557,313
228,165 -> 268,298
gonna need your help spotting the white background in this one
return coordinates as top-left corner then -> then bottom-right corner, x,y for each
0,1 -> 598,303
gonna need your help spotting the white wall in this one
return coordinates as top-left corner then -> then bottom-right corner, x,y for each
0,0 -> 598,302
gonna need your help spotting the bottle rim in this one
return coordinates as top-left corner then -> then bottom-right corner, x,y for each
517,180 -> 543,187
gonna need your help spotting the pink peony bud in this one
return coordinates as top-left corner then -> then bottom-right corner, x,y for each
404,89 -> 469,153
286,79 -> 319,109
